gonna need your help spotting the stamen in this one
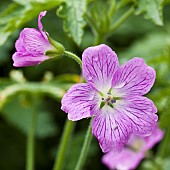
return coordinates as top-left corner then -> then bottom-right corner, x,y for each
108,102 -> 114,108
111,99 -> 116,103
99,88 -> 122,110
106,98 -> 110,102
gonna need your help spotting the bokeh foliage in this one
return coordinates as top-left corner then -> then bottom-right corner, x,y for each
0,0 -> 170,169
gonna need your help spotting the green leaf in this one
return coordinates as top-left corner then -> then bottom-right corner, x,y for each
118,29 -> 170,87
0,73 -> 78,108
119,30 -> 170,64
162,158 -> 170,170
0,0 -> 64,46
1,95 -> 58,138
49,73 -> 80,83
141,157 -> 164,170
12,0 -> 31,5
158,95 -> 170,128
57,0 -> 87,45
117,0 -> 135,9
0,78 -> 15,91
0,83 -> 66,109
135,0 -> 164,25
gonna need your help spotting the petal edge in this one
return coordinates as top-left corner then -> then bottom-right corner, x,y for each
61,83 -> 97,121
82,44 -> 120,91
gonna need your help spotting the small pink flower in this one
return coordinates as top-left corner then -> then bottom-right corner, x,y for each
61,44 -> 158,152
12,11 -> 53,67
102,126 -> 164,170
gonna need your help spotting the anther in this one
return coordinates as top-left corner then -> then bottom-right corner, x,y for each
111,99 -> 116,103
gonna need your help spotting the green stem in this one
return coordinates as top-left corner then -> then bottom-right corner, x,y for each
108,0 -> 116,18
157,128 -> 170,158
107,7 -> 135,37
85,13 -> 99,35
94,32 -> 105,45
64,51 -> 82,68
26,103 -> 37,170
53,120 -> 75,170
75,118 -> 93,170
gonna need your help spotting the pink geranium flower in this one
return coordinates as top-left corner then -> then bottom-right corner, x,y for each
102,126 -> 164,170
61,44 -> 158,152
12,11 -> 53,67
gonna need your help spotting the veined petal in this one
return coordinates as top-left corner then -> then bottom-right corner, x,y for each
82,44 -> 119,91
120,96 -> 158,136
20,28 -> 52,55
92,111 -> 131,153
112,58 -> 155,96
143,125 -> 164,151
102,148 -> 144,170
38,11 -> 48,40
38,11 -> 46,33
61,83 -> 97,121
15,35 -> 26,52
12,52 -> 49,67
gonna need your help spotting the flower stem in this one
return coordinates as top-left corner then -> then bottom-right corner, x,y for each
94,32 -> 105,45
107,6 -> 135,37
75,118 -> 93,170
85,13 -> 99,36
157,128 -> 170,158
64,51 -> 82,68
53,120 -> 75,170
26,104 -> 37,170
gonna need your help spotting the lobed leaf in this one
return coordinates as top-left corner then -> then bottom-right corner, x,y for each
0,73 -> 78,138
0,83 -> 66,109
57,0 -> 87,45
0,0 -> 64,46
135,0 -> 164,26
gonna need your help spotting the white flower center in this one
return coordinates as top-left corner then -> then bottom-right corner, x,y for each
127,138 -> 145,152
98,88 -> 123,109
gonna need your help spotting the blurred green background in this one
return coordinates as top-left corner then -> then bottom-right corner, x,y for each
0,0 -> 170,170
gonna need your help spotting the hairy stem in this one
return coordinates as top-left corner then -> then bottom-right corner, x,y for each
64,51 -> 82,68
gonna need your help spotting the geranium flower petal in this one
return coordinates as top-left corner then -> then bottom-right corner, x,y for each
12,52 -> 48,67
102,148 -> 144,170
92,111 -> 131,153
82,44 -> 119,91
20,28 -> 52,55
38,11 -> 48,40
121,96 -> 158,136
143,125 -> 164,151
61,83 -> 97,121
38,11 -> 46,32
102,126 -> 163,170
112,58 -> 155,96
15,35 -> 26,52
